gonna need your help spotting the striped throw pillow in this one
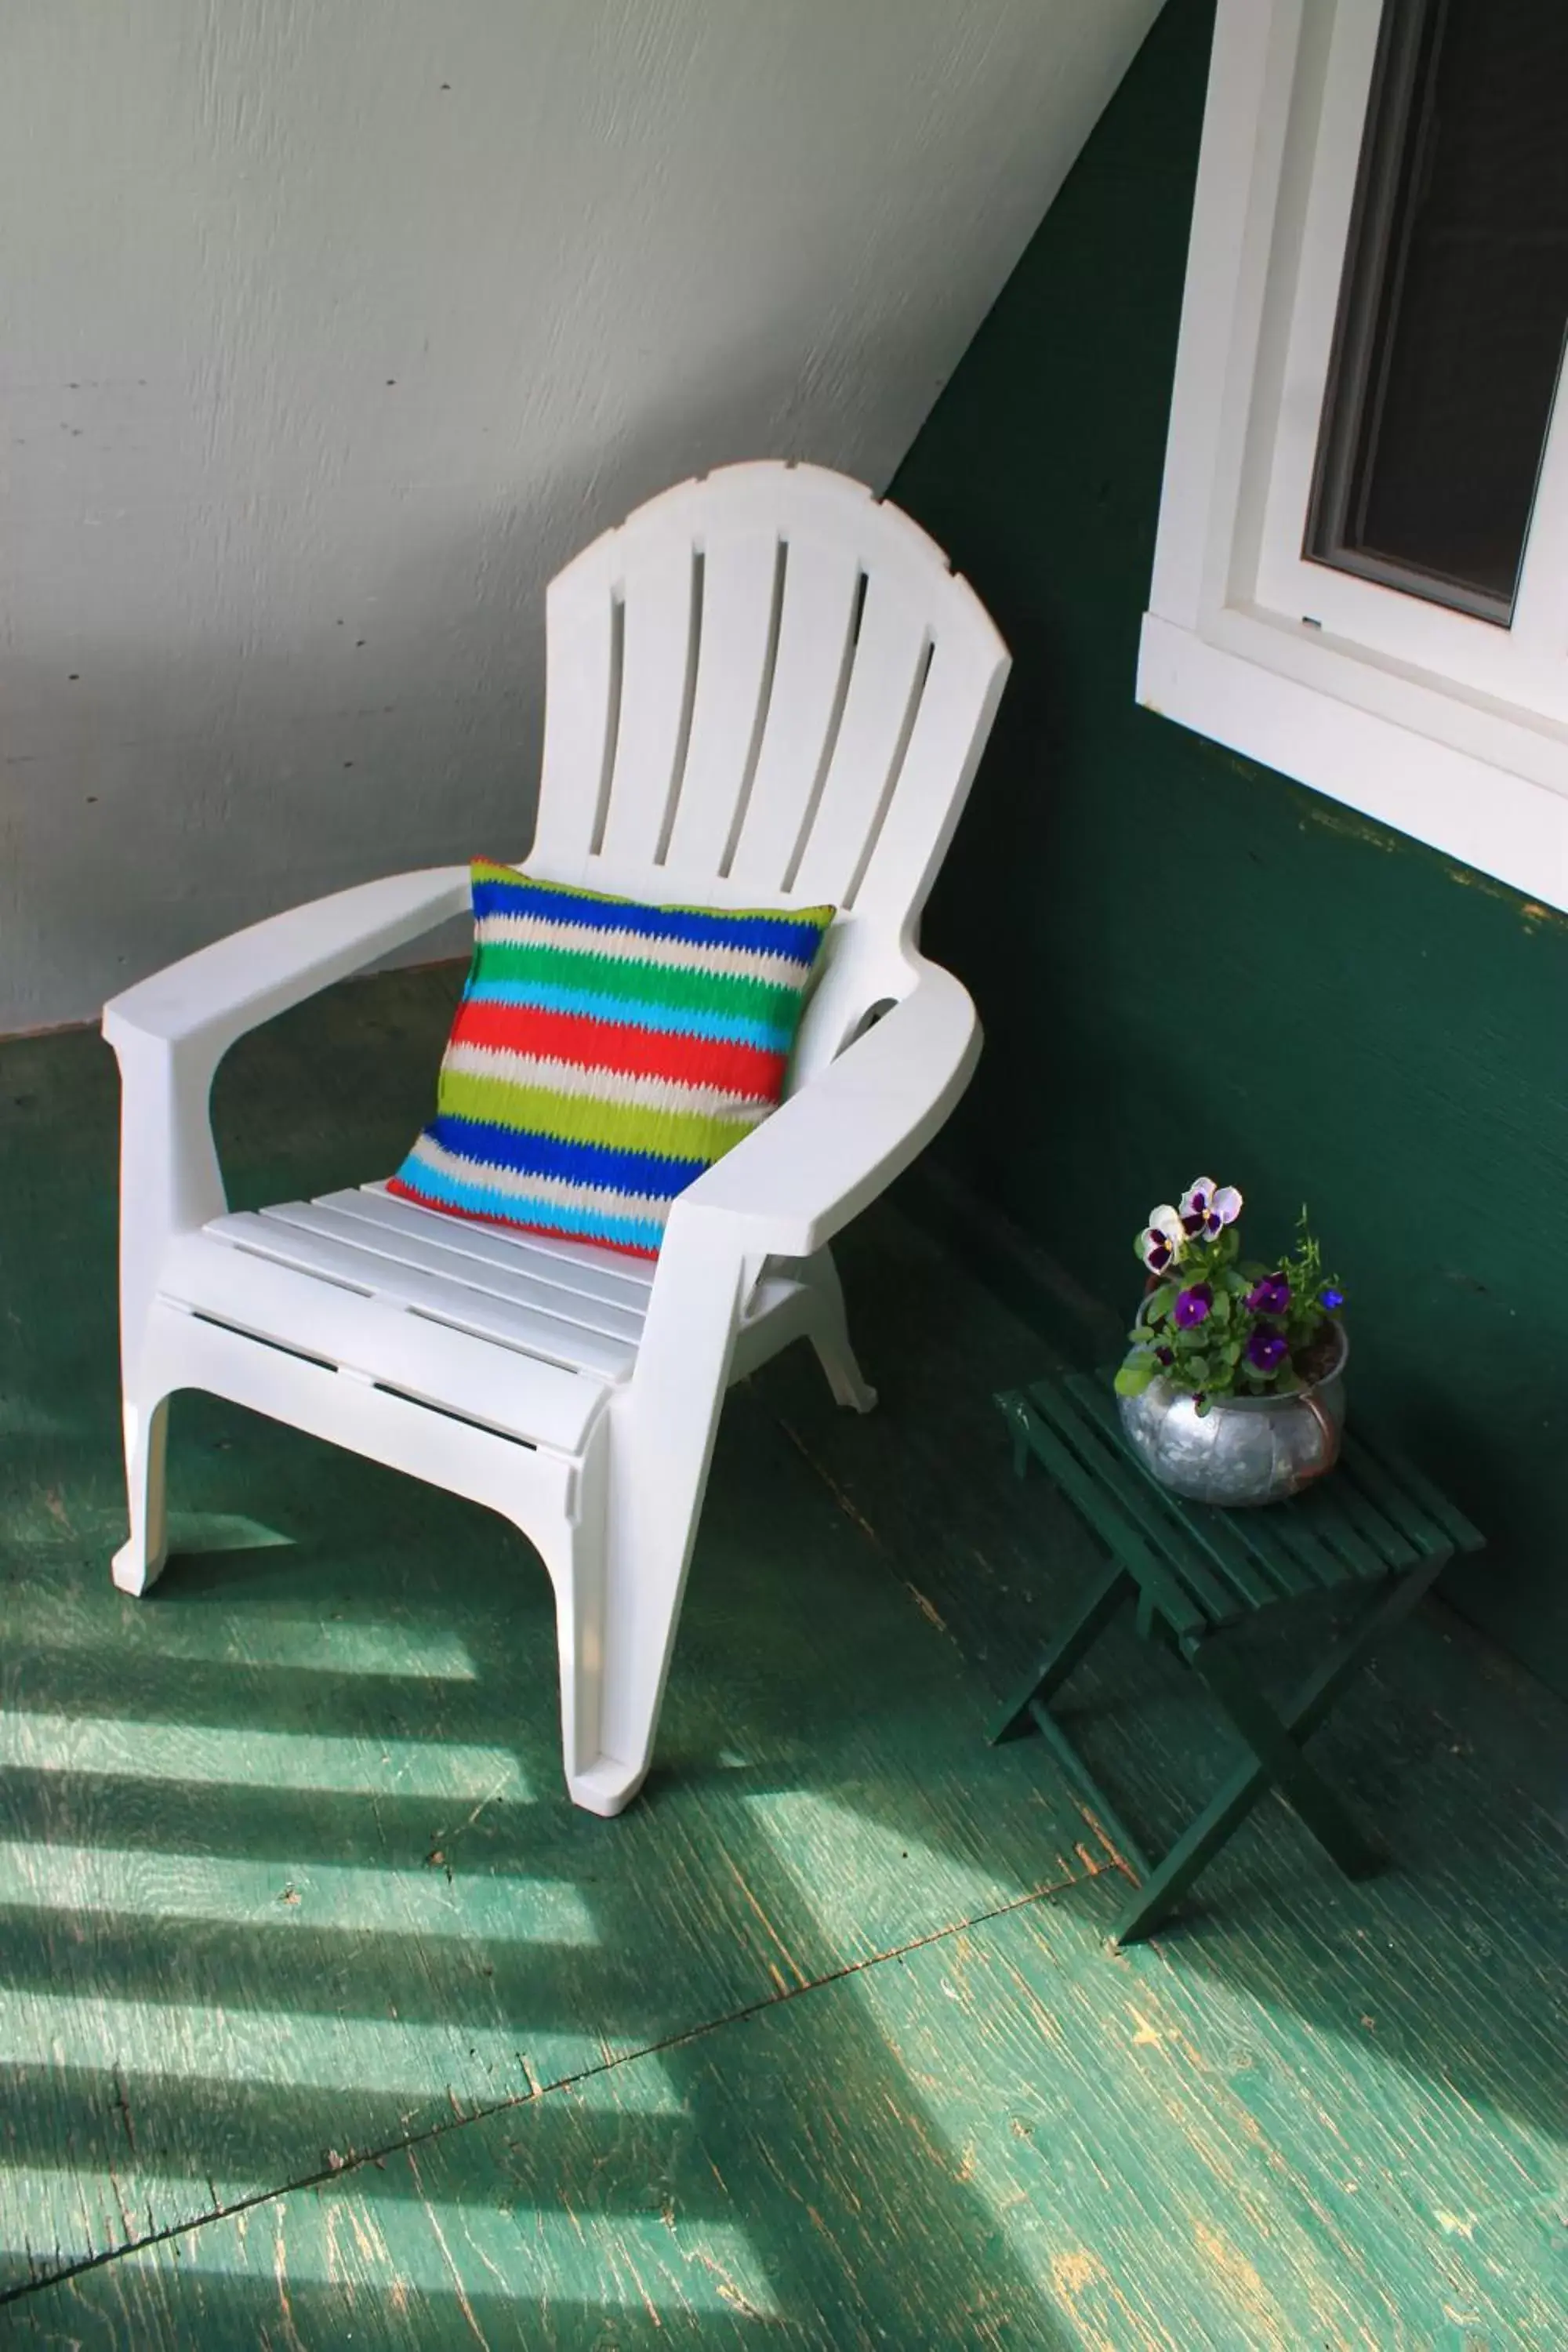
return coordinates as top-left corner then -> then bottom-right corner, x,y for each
387,861 -> 834,1258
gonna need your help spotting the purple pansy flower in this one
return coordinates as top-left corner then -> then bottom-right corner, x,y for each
1246,1327 -> 1288,1374
1247,1272 -> 1292,1316
1156,1345 -> 1174,1367
1139,1205 -> 1184,1275
1174,1283 -> 1213,1329
1320,1286 -> 1345,1312
1180,1177 -> 1243,1240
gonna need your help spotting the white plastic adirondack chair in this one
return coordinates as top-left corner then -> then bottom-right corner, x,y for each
103,461 -> 1010,1814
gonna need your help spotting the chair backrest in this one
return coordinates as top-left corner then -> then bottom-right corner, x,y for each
526,460 -> 1009,1080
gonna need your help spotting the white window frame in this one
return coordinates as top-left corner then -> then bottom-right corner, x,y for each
1139,0 -> 1568,914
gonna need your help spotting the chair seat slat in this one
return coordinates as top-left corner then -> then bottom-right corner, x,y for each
162,1236 -> 611,1454
336,1188 -> 655,1300
269,1200 -> 648,1345
206,1214 -> 638,1384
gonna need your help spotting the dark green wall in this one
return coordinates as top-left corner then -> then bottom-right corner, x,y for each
891,0 -> 1568,1690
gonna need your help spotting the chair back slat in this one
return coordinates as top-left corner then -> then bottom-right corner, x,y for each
529,461 -> 1009,942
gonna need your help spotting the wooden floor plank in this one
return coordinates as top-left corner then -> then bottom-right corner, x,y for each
3,966 -> 1565,2350
9,1871 -> 1560,2349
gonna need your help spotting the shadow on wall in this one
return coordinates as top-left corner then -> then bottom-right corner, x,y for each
2,303 -> 996,1040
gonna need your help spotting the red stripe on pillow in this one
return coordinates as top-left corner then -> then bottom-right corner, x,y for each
448,999 -> 786,1099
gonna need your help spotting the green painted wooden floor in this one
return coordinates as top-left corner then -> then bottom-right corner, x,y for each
0,967 -> 1563,2349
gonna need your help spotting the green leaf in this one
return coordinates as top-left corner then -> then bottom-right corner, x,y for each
1115,1358 -> 1157,1398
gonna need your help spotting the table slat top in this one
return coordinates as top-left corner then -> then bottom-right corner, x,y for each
998,1373 -> 1483,1633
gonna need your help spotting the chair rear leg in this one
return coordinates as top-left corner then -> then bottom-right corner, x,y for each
112,1392 -> 171,1596
801,1248 -> 877,1414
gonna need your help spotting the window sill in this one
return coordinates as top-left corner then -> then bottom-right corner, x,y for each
1137,610 -> 1568,913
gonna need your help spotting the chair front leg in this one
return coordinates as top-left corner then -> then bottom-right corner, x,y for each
108,1033 -> 227,1598
546,1216 -> 750,1815
111,1391 -> 172,1596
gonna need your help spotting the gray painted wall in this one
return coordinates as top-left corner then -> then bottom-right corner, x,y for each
1,0 -> 1160,1030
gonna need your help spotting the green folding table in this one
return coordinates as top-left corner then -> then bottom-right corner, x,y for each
993,1370 -> 1485,1946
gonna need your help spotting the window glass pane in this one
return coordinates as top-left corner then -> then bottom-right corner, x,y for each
1308,0 -> 1568,621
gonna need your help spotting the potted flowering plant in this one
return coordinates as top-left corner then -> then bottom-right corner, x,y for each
1114,1178 -> 1348,1507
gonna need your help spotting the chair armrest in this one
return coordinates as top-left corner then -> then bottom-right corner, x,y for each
102,866 -> 470,1070
103,867 -> 473,1283
669,959 -> 981,1261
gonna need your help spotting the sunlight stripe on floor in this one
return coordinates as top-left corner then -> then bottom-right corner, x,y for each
742,1789 -> 1041,1955
0,1842 -> 595,1944
9,1612 -> 480,1680
0,2172 -> 776,2314
0,1993 -> 685,2107
0,1711 -> 528,1801
0,1990 -> 517,2098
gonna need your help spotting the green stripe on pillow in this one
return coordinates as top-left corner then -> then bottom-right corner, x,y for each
434,1070 -> 758,1166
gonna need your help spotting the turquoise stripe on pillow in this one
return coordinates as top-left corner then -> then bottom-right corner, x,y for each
465,979 -> 796,1054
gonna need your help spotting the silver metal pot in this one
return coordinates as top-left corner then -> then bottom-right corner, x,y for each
1117,1323 -> 1348,1508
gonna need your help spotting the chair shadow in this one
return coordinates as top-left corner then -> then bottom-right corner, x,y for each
1,1265 -> 1084,2346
